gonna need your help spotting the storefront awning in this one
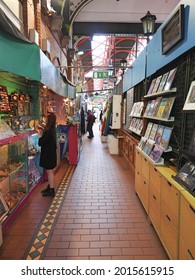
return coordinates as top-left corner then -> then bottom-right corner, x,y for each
0,7 -> 76,99
0,29 -> 40,81
40,50 -> 76,98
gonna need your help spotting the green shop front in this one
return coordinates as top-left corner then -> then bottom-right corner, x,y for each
0,29 -> 71,227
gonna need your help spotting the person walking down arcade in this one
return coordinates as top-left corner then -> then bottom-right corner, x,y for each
36,112 -> 57,197
87,110 -> 95,139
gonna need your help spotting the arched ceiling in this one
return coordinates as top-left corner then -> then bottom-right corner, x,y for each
52,0 -> 180,93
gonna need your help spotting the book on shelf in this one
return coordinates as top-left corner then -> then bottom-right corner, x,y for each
130,102 -> 144,117
149,123 -> 158,140
143,139 -> 155,155
156,98 -> 168,119
152,97 -> 162,117
173,161 -> 195,193
144,122 -> 153,138
147,100 -> 156,117
151,75 -> 162,94
163,68 -> 177,91
134,102 -> 144,117
144,100 -> 152,117
147,78 -> 156,95
129,103 -> 136,116
129,118 -> 143,135
161,97 -> 176,119
136,119 -> 143,135
154,125 -> 164,145
159,126 -> 172,150
129,118 -> 136,130
149,144 -> 164,163
157,72 -> 169,92
138,137 -> 147,150
134,119 -> 140,131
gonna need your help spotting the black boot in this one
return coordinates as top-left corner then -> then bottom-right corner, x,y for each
41,184 -> 50,194
42,188 -> 55,197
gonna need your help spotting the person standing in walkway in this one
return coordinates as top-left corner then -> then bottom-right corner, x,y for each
36,112 -> 57,197
87,109 -> 95,139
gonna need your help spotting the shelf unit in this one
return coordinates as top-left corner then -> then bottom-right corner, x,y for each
135,148 -> 193,259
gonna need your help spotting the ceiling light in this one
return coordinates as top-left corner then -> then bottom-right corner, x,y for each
77,51 -> 84,55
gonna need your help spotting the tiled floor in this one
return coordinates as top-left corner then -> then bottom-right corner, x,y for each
0,123 -> 168,260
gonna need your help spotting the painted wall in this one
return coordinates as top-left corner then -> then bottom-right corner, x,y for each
123,0 -> 195,92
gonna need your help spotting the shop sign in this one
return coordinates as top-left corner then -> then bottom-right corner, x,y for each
93,71 -> 109,79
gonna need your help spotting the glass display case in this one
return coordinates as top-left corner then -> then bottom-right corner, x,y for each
28,133 -> 43,189
0,138 -> 28,211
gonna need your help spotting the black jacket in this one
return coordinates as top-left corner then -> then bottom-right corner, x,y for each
38,130 -> 57,170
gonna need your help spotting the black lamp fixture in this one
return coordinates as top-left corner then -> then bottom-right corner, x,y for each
140,11 -> 157,95
112,75 -> 118,85
120,59 -> 127,75
140,11 -> 157,38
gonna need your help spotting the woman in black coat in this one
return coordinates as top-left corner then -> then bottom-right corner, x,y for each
37,112 -> 57,197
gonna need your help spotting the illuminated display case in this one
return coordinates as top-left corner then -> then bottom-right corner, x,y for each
28,133 -> 43,190
0,137 -> 28,212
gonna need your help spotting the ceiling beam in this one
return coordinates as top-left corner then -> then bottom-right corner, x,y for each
73,22 -> 161,36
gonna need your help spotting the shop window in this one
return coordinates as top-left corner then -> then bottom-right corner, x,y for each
1,0 -> 23,32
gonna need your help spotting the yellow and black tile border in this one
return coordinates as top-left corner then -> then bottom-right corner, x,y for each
23,165 -> 75,260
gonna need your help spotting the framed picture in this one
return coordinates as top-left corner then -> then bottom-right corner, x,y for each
183,81 -> 195,111
162,4 -> 184,55
173,161 -> 195,194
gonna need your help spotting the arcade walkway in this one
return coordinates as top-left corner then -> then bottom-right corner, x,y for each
0,123 -> 168,260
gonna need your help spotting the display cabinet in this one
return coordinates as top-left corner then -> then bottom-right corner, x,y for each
28,133 -> 43,190
179,191 -> 195,260
160,175 -> 180,259
0,137 -> 28,212
135,148 -> 150,213
148,165 -> 161,234
135,149 -> 189,259
119,129 -> 139,174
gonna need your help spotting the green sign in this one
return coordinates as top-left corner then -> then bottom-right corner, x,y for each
93,71 -> 109,79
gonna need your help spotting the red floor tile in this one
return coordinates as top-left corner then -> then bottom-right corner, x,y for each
0,123 -> 168,260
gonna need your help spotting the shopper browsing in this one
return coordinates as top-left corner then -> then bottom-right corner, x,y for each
36,112 -> 57,197
87,110 -> 96,139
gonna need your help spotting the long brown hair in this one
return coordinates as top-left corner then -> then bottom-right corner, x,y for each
44,112 -> 56,140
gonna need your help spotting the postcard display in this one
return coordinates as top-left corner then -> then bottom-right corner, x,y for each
129,102 -> 144,136
0,85 -> 43,221
137,68 -> 177,165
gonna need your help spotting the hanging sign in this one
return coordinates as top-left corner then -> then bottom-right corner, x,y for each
93,71 -> 109,79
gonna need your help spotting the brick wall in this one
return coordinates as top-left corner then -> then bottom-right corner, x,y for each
23,0 -> 67,73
